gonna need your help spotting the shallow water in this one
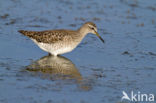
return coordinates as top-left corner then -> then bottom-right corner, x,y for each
0,0 -> 156,103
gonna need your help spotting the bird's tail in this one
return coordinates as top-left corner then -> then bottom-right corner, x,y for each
18,30 -> 35,37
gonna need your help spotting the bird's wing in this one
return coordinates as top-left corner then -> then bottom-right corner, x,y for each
18,30 -> 73,43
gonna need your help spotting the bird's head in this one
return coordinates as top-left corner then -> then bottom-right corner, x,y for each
80,22 -> 104,43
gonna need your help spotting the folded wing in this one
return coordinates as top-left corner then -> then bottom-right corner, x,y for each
18,30 -> 71,43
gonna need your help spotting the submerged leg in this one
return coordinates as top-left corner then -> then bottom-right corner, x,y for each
48,53 -> 51,56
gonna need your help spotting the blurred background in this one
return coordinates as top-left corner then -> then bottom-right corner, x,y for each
0,0 -> 156,103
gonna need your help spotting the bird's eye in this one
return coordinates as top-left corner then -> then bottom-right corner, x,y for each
90,27 -> 94,30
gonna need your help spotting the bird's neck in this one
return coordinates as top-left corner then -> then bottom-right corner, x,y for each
77,26 -> 89,37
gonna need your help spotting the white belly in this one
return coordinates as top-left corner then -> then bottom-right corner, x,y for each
31,39 -> 76,56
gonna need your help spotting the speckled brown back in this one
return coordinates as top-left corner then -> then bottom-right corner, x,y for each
18,30 -> 77,43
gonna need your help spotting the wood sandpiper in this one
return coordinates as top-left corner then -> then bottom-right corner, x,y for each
18,22 -> 104,56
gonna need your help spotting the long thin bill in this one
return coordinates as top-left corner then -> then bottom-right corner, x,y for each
95,31 -> 105,43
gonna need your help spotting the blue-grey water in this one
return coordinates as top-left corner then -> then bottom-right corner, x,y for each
0,0 -> 156,103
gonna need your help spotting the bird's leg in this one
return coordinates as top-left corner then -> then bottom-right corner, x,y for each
48,53 -> 52,56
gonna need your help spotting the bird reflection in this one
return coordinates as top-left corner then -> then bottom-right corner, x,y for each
25,55 -> 91,90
